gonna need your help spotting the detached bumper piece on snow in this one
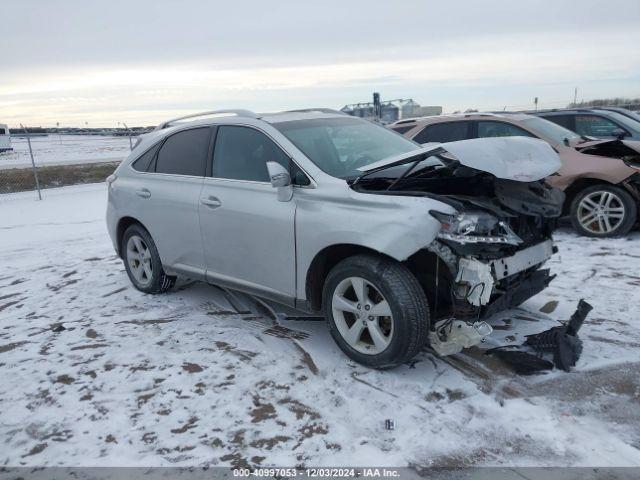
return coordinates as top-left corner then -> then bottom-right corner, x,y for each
488,299 -> 594,375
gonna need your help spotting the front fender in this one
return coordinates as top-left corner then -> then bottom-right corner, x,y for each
294,185 -> 454,301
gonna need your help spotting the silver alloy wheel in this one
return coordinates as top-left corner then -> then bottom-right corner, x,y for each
577,190 -> 626,235
126,235 -> 153,287
331,276 -> 394,355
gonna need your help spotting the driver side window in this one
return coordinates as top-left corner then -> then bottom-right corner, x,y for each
575,115 -> 625,137
212,126 -> 308,185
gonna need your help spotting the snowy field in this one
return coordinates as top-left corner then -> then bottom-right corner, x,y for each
0,135 -> 132,169
1,184 -> 640,468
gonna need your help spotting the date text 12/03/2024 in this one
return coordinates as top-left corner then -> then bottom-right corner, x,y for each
232,468 -> 401,477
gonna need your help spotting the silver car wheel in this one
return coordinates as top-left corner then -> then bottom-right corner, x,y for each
577,190 -> 626,235
126,235 -> 153,287
331,276 -> 394,355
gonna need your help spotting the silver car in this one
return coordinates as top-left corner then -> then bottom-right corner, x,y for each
106,109 -> 563,368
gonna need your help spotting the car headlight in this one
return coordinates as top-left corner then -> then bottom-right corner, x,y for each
430,210 -> 523,246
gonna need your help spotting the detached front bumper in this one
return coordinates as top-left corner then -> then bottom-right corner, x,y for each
455,239 -> 555,307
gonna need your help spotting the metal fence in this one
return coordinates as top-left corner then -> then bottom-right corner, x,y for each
0,127 -> 134,199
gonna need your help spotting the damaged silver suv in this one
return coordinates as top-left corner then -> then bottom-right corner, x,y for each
106,109 -> 563,368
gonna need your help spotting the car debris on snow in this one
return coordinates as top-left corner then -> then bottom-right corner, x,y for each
2,185 -> 640,468
487,299 -> 593,374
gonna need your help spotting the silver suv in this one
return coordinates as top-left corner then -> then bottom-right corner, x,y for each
106,109 -> 563,368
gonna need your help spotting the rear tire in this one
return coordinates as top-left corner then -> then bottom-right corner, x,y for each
322,254 -> 429,369
570,185 -> 636,237
121,224 -> 176,294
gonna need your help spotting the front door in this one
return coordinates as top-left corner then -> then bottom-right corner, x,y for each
199,125 -> 297,303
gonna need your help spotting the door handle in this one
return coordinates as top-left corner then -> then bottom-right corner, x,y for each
201,196 -> 222,208
135,188 -> 151,199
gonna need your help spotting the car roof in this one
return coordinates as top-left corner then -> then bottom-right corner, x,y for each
531,108 -> 624,116
153,108 -> 348,131
389,112 -> 534,126
132,108 -> 352,156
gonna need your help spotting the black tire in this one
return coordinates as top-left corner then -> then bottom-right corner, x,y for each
121,224 -> 176,294
322,254 -> 429,369
570,184 -> 637,238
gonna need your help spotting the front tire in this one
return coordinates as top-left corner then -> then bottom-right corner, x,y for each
322,254 -> 429,369
121,224 -> 175,293
570,184 -> 637,237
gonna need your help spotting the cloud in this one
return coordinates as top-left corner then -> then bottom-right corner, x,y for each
2,1 -> 639,125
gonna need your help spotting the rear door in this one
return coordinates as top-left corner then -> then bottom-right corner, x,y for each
198,125 -> 297,303
126,127 -> 212,278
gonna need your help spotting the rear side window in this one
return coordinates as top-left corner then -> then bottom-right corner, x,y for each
155,127 -> 211,176
540,114 -> 574,130
132,143 -> 160,172
477,121 -> 534,138
212,126 -> 290,182
413,122 -> 470,143
574,114 -> 625,137
389,125 -> 415,135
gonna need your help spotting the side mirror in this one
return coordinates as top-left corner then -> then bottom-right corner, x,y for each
266,161 -> 293,202
611,129 -> 628,140
267,161 -> 291,188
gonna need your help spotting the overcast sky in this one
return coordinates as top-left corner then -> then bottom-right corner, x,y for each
2,0 -> 639,126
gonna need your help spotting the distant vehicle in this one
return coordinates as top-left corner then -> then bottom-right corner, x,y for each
107,108 -> 563,368
595,107 -> 640,124
531,108 -> 640,141
390,112 -> 640,237
0,124 -> 13,152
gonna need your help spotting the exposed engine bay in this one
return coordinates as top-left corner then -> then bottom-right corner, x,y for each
574,137 -> 640,166
351,137 -> 566,356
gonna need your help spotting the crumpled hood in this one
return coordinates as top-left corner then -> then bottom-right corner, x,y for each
572,137 -> 640,154
358,136 -> 562,182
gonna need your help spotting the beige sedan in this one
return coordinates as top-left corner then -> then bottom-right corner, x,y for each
390,113 -> 640,237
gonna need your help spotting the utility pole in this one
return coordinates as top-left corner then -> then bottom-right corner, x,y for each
21,124 -> 42,201
573,87 -> 578,107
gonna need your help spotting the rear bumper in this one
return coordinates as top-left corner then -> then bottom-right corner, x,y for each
105,197 -> 119,255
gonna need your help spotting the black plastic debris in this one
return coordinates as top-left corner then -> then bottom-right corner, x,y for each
524,299 -> 592,371
489,349 -> 554,375
488,299 -> 593,374
51,323 -> 66,333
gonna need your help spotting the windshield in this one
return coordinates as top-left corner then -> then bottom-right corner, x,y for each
600,110 -> 640,132
607,109 -> 640,123
273,117 -> 419,178
522,117 -> 580,145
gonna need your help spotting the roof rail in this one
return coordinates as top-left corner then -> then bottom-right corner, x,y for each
285,108 -> 347,115
392,119 -> 419,125
155,109 -> 259,130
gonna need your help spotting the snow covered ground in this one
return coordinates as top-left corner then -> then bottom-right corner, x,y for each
0,135 -> 132,169
1,184 -> 639,468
